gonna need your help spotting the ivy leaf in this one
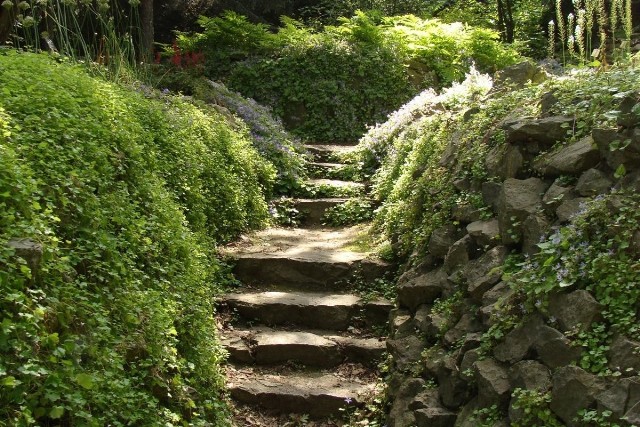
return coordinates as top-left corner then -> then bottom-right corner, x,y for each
1,376 -> 20,387
49,406 -> 65,419
75,373 -> 94,389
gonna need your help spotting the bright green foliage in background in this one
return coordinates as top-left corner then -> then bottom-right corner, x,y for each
177,11 -> 519,141
0,51 -> 281,425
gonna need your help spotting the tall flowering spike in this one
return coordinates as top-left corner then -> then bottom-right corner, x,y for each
548,20 -> 556,59
624,0 -> 632,48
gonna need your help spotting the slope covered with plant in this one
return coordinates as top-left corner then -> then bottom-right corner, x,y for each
0,51 -> 288,425
354,58 -> 640,424
177,11 -> 519,141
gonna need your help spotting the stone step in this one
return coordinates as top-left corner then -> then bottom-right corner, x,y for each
305,144 -> 358,163
228,371 -> 374,418
308,162 -> 347,178
296,197 -> 349,227
298,179 -> 365,198
223,227 -> 390,290
231,250 -> 388,291
220,291 -> 392,330
221,328 -> 386,367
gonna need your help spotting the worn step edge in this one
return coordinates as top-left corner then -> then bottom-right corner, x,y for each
220,291 -> 392,330
231,252 -> 389,291
221,329 -> 386,367
228,372 -> 374,418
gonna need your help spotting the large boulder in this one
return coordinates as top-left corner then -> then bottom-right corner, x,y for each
464,246 -> 509,302
482,181 -> 503,212
542,181 -> 576,213
475,358 -> 512,408
387,378 -> 425,427
398,268 -> 450,311
608,334 -> 640,375
485,144 -> 524,179
443,313 -> 483,347
556,197 -> 590,223
575,168 -> 612,197
411,389 -> 458,427
522,213 -> 551,256
387,335 -> 426,371
467,219 -> 500,248
444,235 -> 480,274
509,360 -> 552,391
550,366 -> 609,426
429,225 -> 464,258
533,135 -> 600,177
498,178 -> 547,245
596,376 -> 640,422
547,290 -> 602,333
503,115 -> 574,149
532,324 -> 582,369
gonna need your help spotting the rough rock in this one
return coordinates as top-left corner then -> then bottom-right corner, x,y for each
485,144 -> 524,179
482,282 -> 511,307
550,366 -> 608,426
326,335 -> 386,364
503,115 -> 574,149
467,219 -> 500,248
522,213 -> 551,256
429,225 -> 464,258
596,376 -> 640,421
542,182 -> 576,213
493,61 -> 547,89
464,246 -> 509,302
475,358 -> 511,407
534,136 -> 600,177
460,349 -> 480,377
398,268 -> 450,311
608,334 -> 640,375
482,181 -> 503,212
411,389 -> 458,427
540,90 -> 559,114
387,378 -> 425,427
439,370 -> 473,410
444,235 -> 480,273
498,178 -> 547,245
555,197 -> 589,223
532,324 -> 582,369
443,313 -> 483,347
594,127 -> 640,170
616,91 -> 640,128
509,360 -> 552,391
7,238 -> 43,273
421,311 -> 449,340
575,168 -> 612,197
493,321 -> 535,364
452,204 -> 484,224
387,335 -> 426,371
390,309 -> 415,339
547,290 -> 602,332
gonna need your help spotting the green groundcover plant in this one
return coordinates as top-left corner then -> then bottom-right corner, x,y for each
177,11 -> 519,141
0,51 -> 278,425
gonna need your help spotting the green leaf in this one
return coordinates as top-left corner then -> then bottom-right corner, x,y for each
1,376 -> 20,387
75,373 -> 94,389
49,406 -> 65,419
614,164 -> 626,179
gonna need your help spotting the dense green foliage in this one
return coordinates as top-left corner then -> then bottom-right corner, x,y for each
177,11 -> 519,141
160,73 -> 307,195
0,51 -> 282,425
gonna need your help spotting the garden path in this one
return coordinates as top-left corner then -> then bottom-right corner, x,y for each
219,142 -> 393,426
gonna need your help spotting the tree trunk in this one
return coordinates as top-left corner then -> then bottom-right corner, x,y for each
0,2 -> 16,45
140,0 -> 154,61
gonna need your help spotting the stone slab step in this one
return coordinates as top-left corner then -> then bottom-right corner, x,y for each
301,179 -> 365,198
223,227 -> 390,290
221,329 -> 386,367
220,291 -> 393,330
228,372 -> 374,417
305,144 -> 358,163
308,162 -> 346,176
296,197 -> 348,227
232,251 -> 388,291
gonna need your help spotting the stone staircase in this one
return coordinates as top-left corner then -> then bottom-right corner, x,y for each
218,142 -> 393,423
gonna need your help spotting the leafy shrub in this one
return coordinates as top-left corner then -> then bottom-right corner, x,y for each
178,11 -> 519,141
322,199 -> 374,226
0,51 -> 275,425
